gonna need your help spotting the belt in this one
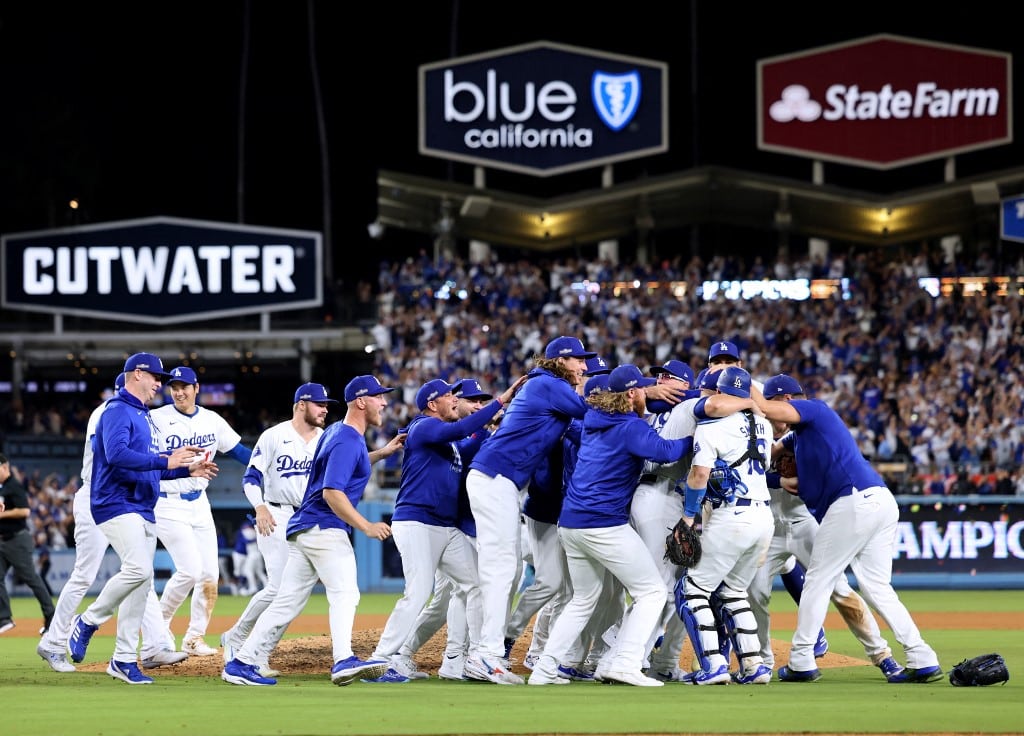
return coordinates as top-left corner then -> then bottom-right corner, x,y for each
158,490 -> 202,502
267,501 -> 296,511
837,486 -> 880,498
733,498 -> 770,507
638,473 -> 663,485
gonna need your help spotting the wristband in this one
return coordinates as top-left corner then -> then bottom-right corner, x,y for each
683,483 -> 707,518
765,471 -> 781,489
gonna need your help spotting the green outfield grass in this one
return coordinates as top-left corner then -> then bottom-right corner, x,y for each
1,590 -> 1020,736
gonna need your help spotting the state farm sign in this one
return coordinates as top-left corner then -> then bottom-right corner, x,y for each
757,34 -> 1011,169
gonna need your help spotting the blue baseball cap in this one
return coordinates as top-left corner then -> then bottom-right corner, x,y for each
454,379 -> 492,400
123,352 -> 173,379
650,359 -> 694,385
763,374 -> 805,399
167,366 -> 198,385
717,366 -> 752,398
343,376 -> 393,403
295,382 -> 340,404
584,355 -> 611,375
416,379 -> 463,411
584,374 -> 611,397
609,364 -> 657,392
698,369 -> 720,392
708,340 -> 741,364
114,373 -> 126,390
544,335 -> 597,360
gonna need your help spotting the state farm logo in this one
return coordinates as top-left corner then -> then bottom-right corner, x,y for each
758,35 -> 1012,169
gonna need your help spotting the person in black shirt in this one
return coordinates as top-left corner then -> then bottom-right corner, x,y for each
0,452 -> 56,635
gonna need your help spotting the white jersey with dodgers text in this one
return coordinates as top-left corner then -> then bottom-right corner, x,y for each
151,404 -> 242,493
692,411 -> 772,503
641,396 -> 702,483
247,419 -> 322,507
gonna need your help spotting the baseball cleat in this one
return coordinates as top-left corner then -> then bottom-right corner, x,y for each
330,656 -> 389,686
0,619 -> 14,635
777,665 -> 822,682
140,649 -> 188,668
681,664 -> 731,685
390,654 -> 429,680
183,635 -> 218,656
464,654 -> 524,685
814,630 -> 830,658
107,659 -> 154,684
887,665 -> 943,683
733,664 -> 773,684
558,664 -> 596,681
601,669 -> 665,687
652,666 -> 687,683
878,656 -> 905,681
438,653 -> 467,680
219,632 -> 235,664
68,615 -> 98,663
522,653 -> 539,671
528,669 -> 570,685
361,667 -> 410,683
37,644 -> 76,673
256,662 -> 281,678
222,659 -> 277,686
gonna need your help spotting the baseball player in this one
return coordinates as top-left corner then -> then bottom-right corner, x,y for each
749,405 -> 894,673
757,373 -> 943,683
677,366 -> 775,686
141,366 -> 252,659
463,335 -> 595,685
67,353 -> 216,684
221,382 -> 339,678
508,369 -> 611,679
37,374 -> 174,672
368,376 -> 520,681
529,365 -> 692,687
221,375 -> 405,686
394,378 -> 496,680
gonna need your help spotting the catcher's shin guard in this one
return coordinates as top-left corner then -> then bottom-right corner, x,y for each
676,576 -> 720,672
717,588 -> 763,671
709,589 -> 738,665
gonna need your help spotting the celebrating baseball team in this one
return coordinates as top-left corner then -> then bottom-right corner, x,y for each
33,338 -> 945,687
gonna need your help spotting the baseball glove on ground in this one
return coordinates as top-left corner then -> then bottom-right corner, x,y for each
774,449 -> 798,478
665,518 -> 702,568
949,653 -> 1009,686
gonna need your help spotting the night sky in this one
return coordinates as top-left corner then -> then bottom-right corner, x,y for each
2,2 -> 1022,288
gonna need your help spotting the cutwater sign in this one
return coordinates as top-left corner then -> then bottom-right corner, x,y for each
1,216 -> 322,324
419,41 -> 668,176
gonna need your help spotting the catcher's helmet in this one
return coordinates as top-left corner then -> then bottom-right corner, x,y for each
716,366 -> 751,398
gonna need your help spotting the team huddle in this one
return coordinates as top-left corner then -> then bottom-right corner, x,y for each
36,341 -> 944,687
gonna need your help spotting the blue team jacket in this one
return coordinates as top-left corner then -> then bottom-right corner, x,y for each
470,367 -> 587,488
392,399 -> 503,526
90,388 -> 190,525
559,407 -> 688,529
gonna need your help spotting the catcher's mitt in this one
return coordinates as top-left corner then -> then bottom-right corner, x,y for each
949,653 -> 1009,686
774,449 -> 798,478
665,518 -> 702,568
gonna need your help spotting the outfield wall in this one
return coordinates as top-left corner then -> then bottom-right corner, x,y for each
8,495 -> 1022,598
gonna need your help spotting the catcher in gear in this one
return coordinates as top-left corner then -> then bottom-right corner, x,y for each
949,653 -> 1009,686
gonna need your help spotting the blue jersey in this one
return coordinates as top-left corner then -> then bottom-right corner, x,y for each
392,400 -> 503,527
782,398 -> 886,522
287,422 -> 371,536
470,368 -> 587,488
560,408 -> 688,529
90,388 -> 189,525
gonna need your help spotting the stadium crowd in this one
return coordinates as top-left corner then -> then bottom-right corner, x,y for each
3,240 -> 1024,557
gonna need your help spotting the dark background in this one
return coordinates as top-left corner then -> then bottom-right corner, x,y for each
2,1 -> 1022,289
